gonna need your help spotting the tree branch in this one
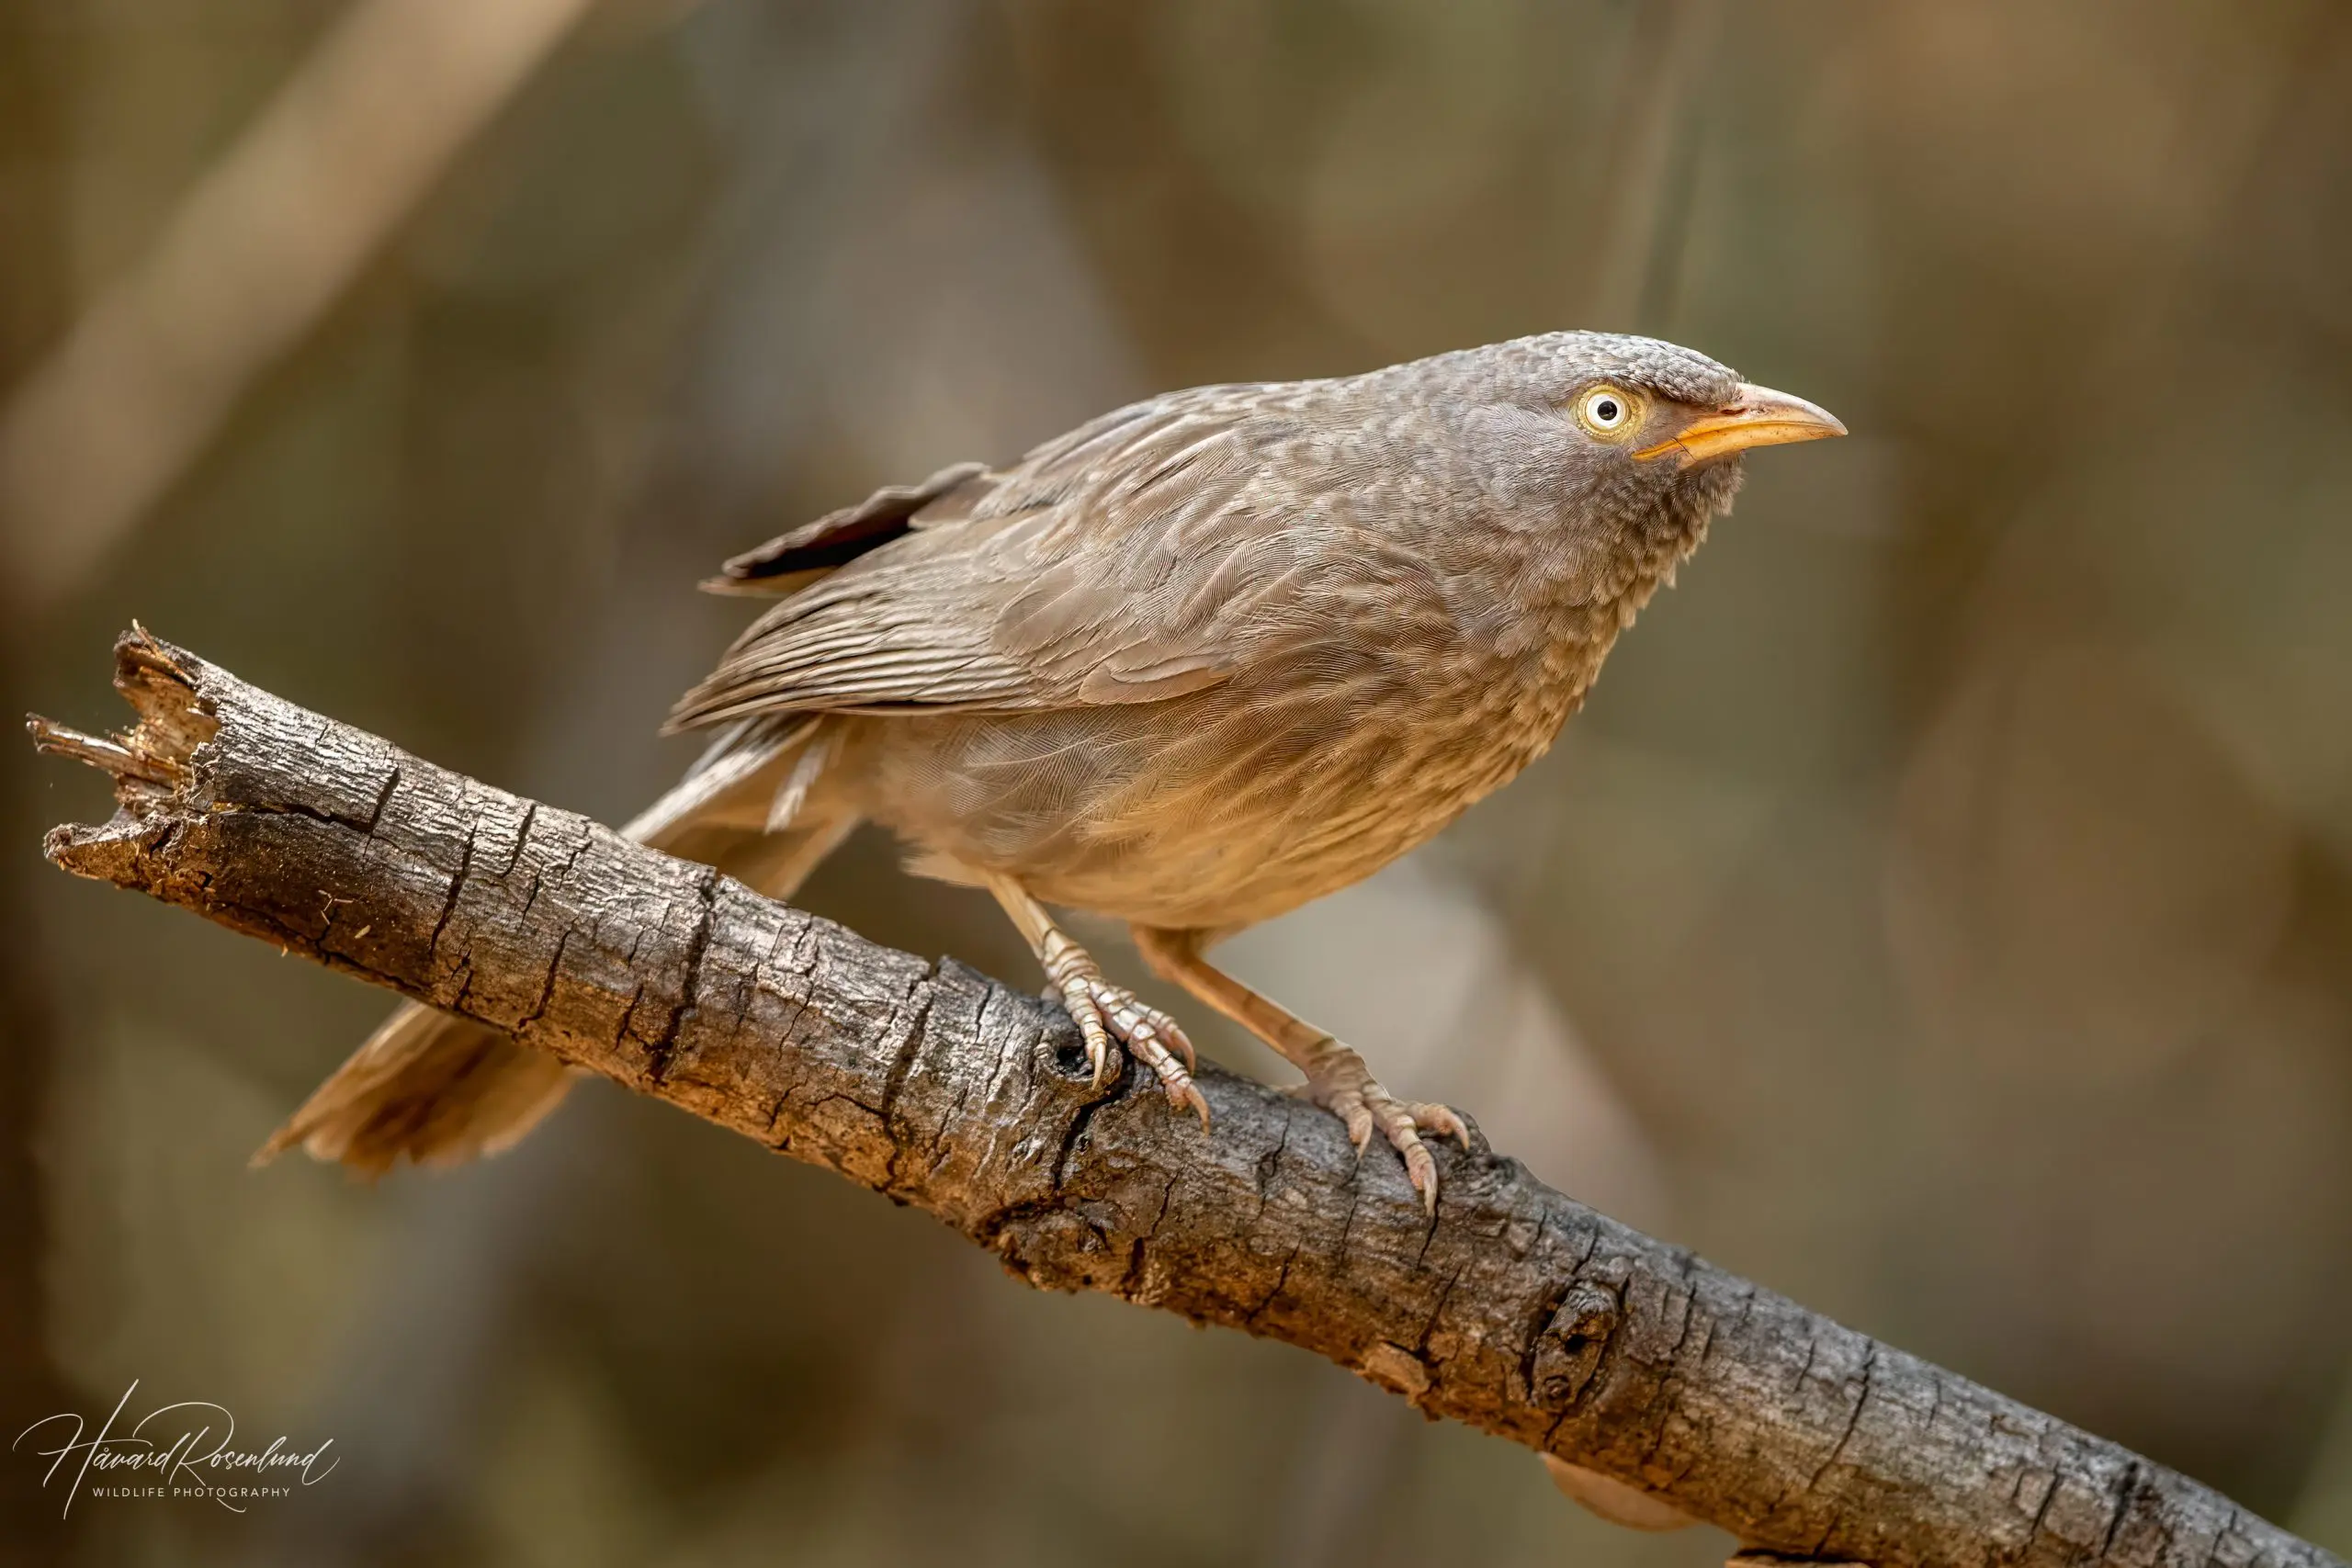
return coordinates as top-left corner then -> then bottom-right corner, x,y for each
29,628 -> 2341,1568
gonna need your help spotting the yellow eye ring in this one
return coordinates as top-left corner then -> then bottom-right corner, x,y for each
1576,385 -> 1638,438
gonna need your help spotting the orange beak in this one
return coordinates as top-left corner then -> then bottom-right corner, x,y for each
1634,382 -> 1846,466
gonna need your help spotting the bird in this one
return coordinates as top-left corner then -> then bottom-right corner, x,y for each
258,331 -> 1842,1208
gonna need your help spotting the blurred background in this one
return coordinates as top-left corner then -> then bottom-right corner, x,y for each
3,1 -> 2350,1562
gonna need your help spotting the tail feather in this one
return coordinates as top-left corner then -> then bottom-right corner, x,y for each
253,1008 -> 571,1175
259,716 -> 854,1173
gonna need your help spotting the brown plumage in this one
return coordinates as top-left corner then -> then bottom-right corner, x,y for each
262,331 -> 1842,1206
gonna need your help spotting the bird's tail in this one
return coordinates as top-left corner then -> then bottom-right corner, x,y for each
251,1007 -> 571,1176
254,718 -> 857,1174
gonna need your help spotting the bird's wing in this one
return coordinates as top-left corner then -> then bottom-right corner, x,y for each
701,461 -> 990,597
666,383 -> 1455,731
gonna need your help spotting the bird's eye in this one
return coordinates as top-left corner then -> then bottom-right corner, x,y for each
1577,386 -> 1635,437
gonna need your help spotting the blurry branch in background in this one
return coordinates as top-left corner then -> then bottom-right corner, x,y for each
0,0 -> 592,610
29,628 -> 2346,1568
1586,0 -> 1719,330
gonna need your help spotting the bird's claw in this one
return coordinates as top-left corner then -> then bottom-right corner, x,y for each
1290,1049 -> 1468,1213
1049,973 -> 1115,1088
1056,972 -> 1209,1131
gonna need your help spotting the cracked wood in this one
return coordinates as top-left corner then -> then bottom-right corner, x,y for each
29,628 -> 2343,1568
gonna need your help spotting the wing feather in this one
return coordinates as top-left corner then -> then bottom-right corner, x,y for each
666,380 -> 1455,732
702,461 -> 989,595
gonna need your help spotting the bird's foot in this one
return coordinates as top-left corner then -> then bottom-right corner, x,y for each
1289,1042 -> 1470,1213
1040,936 -> 1208,1129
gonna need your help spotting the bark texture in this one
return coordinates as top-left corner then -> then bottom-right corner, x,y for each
30,629 -> 2343,1568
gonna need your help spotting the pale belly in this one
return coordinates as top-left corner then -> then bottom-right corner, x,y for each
835,672 -> 1576,932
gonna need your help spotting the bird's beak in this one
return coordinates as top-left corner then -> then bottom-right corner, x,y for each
1634,383 -> 1847,466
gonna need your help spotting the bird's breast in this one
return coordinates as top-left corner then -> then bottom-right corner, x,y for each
845,590 -> 1634,931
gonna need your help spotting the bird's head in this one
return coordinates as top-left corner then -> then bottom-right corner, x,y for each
1405,331 -> 1845,599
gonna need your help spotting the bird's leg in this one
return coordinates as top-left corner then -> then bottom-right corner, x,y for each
1132,926 -> 1470,1212
982,875 -> 1207,1128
